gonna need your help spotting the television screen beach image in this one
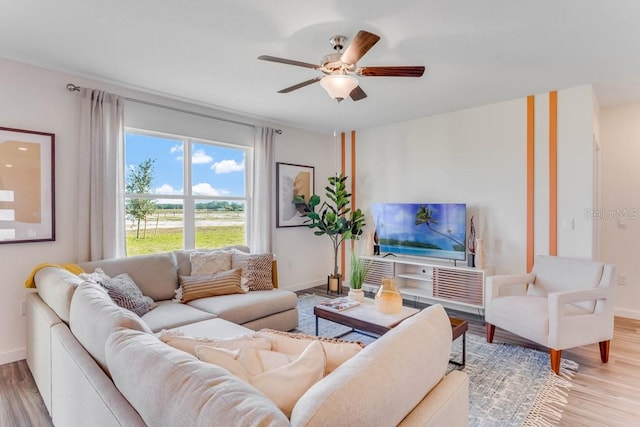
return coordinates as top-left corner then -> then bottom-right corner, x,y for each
372,203 -> 467,261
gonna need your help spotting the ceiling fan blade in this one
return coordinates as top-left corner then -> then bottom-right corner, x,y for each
357,66 -> 425,77
340,30 -> 380,65
350,86 -> 367,101
258,55 -> 319,70
277,77 -> 323,93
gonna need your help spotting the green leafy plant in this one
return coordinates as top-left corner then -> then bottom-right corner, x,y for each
298,173 -> 366,280
349,252 -> 369,290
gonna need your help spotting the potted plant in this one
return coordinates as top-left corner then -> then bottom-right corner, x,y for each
348,252 -> 368,301
297,173 -> 365,293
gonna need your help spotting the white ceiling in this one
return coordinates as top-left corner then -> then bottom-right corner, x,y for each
2,0 -> 640,134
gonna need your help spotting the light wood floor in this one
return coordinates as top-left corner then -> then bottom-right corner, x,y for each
2,287 -> 639,426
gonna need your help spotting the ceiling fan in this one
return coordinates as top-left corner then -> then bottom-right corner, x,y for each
258,30 -> 425,102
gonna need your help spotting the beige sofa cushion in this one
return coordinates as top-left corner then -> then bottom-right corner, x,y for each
70,282 -> 152,374
290,304 -> 452,427
174,246 -> 250,277
34,267 -> 84,323
78,252 -> 178,301
141,300 -> 216,333
105,328 -> 290,427
187,289 -> 297,325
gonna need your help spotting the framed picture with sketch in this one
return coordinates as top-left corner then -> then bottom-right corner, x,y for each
276,162 -> 314,228
0,127 -> 55,243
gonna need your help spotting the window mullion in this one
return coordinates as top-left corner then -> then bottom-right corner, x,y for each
183,138 -> 195,249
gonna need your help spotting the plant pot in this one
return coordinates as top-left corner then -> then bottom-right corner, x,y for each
327,275 -> 342,294
348,288 -> 364,302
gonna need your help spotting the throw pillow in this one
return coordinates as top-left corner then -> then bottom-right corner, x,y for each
231,251 -> 274,290
80,269 -> 156,317
196,341 -> 325,417
190,250 -> 232,275
159,331 -> 272,356
258,329 -> 365,375
175,268 -> 246,303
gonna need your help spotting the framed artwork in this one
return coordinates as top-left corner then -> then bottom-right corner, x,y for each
0,127 -> 55,243
276,162 -> 314,228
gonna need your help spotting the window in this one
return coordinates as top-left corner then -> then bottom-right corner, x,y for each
124,129 -> 249,256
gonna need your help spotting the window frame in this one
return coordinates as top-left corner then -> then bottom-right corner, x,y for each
124,127 -> 252,252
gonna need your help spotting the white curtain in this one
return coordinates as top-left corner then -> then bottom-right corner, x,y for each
250,127 -> 275,253
77,89 -> 125,261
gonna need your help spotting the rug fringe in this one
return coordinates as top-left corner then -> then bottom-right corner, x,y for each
522,359 -> 579,426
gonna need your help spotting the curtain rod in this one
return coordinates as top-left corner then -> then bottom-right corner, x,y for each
66,83 -> 282,134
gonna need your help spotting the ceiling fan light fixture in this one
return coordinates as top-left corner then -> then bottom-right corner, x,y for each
320,74 -> 359,101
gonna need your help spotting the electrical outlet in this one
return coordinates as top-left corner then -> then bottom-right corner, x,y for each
618,274 -> 627,286
20,300 -> 27,316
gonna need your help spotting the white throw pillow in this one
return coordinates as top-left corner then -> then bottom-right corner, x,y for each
196,341 -> 325,417
159,331 -> 272,356
190,251 -> 233,275
257,329 -> 364,374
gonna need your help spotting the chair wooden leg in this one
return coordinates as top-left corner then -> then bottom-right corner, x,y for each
599,340 -> 610,363
549,349 -> 561,375
486,323 -> 495,343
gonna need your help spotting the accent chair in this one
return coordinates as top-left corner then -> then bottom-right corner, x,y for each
485,255 -> 615,374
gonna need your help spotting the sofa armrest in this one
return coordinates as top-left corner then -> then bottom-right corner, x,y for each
485,273 -> 534,304
398,370 -> 469,427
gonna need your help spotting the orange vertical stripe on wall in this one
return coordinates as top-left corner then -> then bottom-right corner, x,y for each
351,130 -> 356,251
527,96 -> 535,272
341,132 -> 346,281
549,91 -> 558,256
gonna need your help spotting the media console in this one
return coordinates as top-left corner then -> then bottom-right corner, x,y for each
361,255 -> 493,314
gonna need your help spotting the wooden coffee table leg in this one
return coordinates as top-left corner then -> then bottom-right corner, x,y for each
315,315 -> 319,336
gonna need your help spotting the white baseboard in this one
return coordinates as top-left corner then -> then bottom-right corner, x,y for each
0,347 -> 26,366
615,308 -> 640,320
282,279 -> 327,293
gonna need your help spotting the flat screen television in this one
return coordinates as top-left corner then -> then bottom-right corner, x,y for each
371,203 -> 467,261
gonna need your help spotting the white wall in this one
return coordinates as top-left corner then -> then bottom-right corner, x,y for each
0,58 -> 333,364
600,102 -> 640,319
273,129 -> 336,291
356,98 -> 528,275
355,85 -> 598,276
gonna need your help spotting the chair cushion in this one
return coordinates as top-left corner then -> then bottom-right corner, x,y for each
529,255 -> 604,311
487,295 -> 550,345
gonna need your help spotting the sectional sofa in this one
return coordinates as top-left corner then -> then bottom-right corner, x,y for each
26,247 -> 469,426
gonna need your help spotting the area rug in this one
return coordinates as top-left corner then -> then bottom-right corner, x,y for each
295,294 -> 578,427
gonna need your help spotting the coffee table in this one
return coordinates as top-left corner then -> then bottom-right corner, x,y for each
314,298 -> 419,337
314,298 -> 469,368
449,317 -> 468,368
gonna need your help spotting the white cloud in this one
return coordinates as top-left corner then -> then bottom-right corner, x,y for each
192,149 -> 213,164
211,159 -> 244,174
192,183 -> 230,196
170,145 -> 183,154
155,184 -> 181,195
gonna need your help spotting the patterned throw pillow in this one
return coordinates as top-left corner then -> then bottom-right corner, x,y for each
176,268 -> 246,303
81,269 -> 156,317
190,250 -> 233,275
231,251 -> 274,291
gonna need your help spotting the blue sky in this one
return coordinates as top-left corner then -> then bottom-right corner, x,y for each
125,132 -> 245,198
